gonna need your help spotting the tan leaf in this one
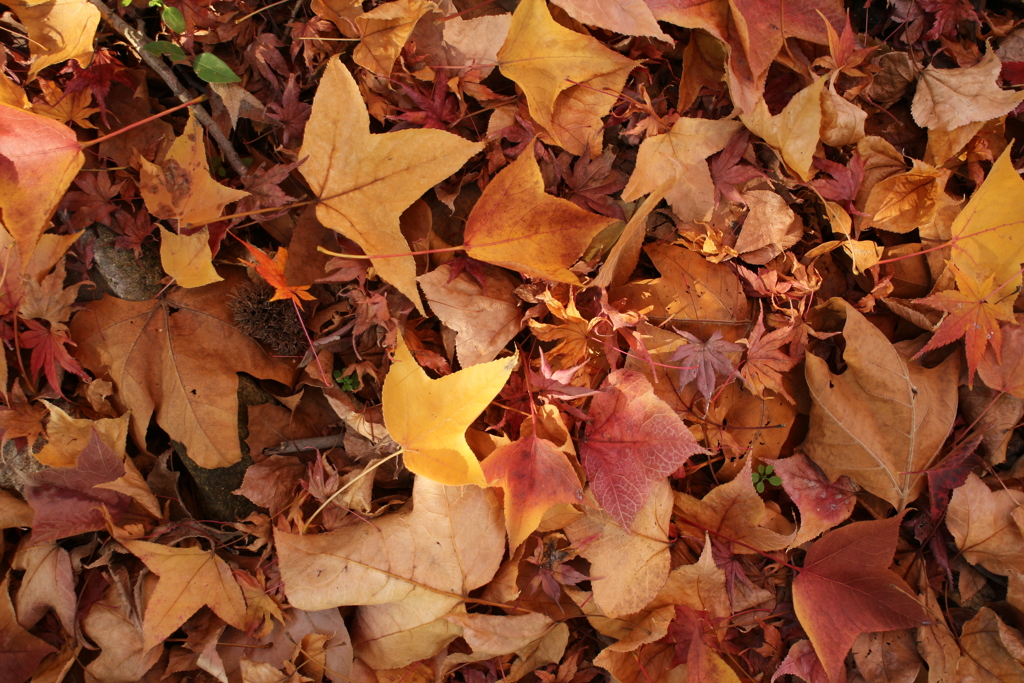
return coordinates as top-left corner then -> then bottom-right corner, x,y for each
820,81 -> 867,147
299,57 -> 482,312
354,0 -> 437,77
11,540 -> 76,633
803,299 -> 959,509
159,226 -> 223,288
621,117 -> 742,222
0,490 -> 33,530
734,190 -> 804,264
33,402 -> 128,468
6,0 -> 100,79
946,473 -> 1024,577
497,0 -> 637,155
592,185 -> 669,289
863,160 -> 951,234
551,0 -> 671,40
82,583 -> 161,683
740,76 -> 825,181
956,608 -> 1024,682
912,49 -> 1024,131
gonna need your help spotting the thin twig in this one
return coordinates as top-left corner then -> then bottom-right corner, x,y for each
87,0 -> 249,177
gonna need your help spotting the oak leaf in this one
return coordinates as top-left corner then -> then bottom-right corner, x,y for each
581,369 -> 706,530
119,538 -> 247,650
138,112 -> 249,228
497,0 -> 637,156
482,410 -> 583,549
419,262 -> 523,368
6,0 -> 100,78
299,58 -> 482,312
912,49 -> 1024,131
159,226 -> 223,289
0,103 -> 84,258
621,117 -> 743,222
740,76 -> 826,181
766,453 -> 857,546
354,0 -> 436,77
916,265 -> 1015,385
564,480 -> 673,618
463,150 -> 617,284
674,460 -> 796,554
70,271 -> 297,469
803,298 -> 959,509
946,473 -> 1024,577
792,515 -> 930,683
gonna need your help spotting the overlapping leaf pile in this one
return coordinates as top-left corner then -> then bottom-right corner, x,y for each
3,0 -> 1024,681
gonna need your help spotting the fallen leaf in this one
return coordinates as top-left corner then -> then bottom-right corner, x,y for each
792,515 -> 931,683
497,0 -> 637,155
741,76 -> 826,181
299,58 -> 481,312
276,477 -> 504,608
0,103 -> 84,258
482,410 -> 583,549
592,185 -> 668,289
159,227 -> 223,288
767,453 -> 857,546
71,271 -> 297,469
669,330 -> 742,401
565,480 -> 673,617
738,310 -> 799,403
912,49 -> 1024,131
241,242 -> 316,305
33,401 -> 128,468
0,490 -> 34,529
81,582 -> 161,683
675,459 -> 796,554
772,639 -> 835,683
0,576 -> 56,682
11,540 -> 76,633
551,0 -> 671,39
581,369 -> 706,530
419,262 -> 523,368
138,111 -> 249,228
6,0 -> 100,78
621,117 -> 743,222
354,0 -> 437,77
382,333 -> 516,486
852,630 -> 922,683
863,160 -> 951,234
23,430 -> 131,543
978,323 -> 1024,398
803,298 -> 959,509
734,190 -> 804,264
463,149 -> 617,284
946,473 -> 1024,576
956,607 -> 1024,681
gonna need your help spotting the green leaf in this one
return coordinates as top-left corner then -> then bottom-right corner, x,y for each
764,464 -> 774,475
769,476 -> 782,486
756,481 -> 765,493
162,5 -> 186,34
143,41 -> 186,62
193,53 -> 241,83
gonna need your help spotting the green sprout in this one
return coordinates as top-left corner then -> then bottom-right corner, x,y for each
334,370 -> 360,393
752,464 -> 782,493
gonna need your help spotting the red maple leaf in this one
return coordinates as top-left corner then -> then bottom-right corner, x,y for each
710,130 -> 762,207
267,74 -> 312,148
914,264 -> 1016,385
59,171 -> 124,230
670,329 -> 742,401
20,319 -> 89,397
581,370 -> 707,530
739,308 -> 800,402
62,49 -> 135,126
112,208 -> 157,258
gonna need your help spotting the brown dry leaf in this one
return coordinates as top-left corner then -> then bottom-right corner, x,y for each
70,271 -> 296,469
11,541 -> 75,633
803,298 -> 959,509
675,459 -> 796,553
120,538 -> 247,650
419,262 -> 522,368
956,607 -> 1024,682
159,227 -> 223,289
444,611 -> 568,679
463,150 -> 616,284
621,117 -> 742,222
946,473 -> 1024,577
0,576 -> 56,682
820,82 -> 867,147
275,477 -> 504,608
33,401 -> 128,468
497,0 -> 637,156
852,630 -> 922,683
740,76 -> 826,181
0,490 -> 33,530
138,112 -> 249,228
299,57 -> 482,312
734,190 -> 804,264
563,479 -> 672,618
354,0 -> 437,77
81,582 -> 161,683
6,0 -> 100,79
912,49 -> 1024,131
355,594 -> 464,669
863,160 -> 951,234
551,0 -> 671,39
592,184 -> 669,289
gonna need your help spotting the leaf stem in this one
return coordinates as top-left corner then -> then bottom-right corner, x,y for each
301,449 -> 403,534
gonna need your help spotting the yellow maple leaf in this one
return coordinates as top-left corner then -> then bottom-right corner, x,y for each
382,334 -> 517,486
497,0 -> 637,156
159,227 -> 223,289
740,75 -> 826,181
120,539 -> 247,650
354,0 -> 437,77
299,57 -> 482,313
138,111 -> 249,228
6,0 -> 100,79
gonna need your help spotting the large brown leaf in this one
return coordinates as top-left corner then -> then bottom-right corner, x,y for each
70,270 -> 296,469
802,299 -> 959,509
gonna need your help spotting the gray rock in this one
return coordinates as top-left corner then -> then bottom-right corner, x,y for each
86,225 -> 164,302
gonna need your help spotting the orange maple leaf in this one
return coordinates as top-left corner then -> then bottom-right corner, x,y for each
241,241 -> 316,305
915,264 -> 1016,384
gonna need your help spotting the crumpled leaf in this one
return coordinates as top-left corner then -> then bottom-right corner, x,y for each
497,0 -> 637,156
138,111 -> 249,228
956,607 -> 1024,681
734,190 -> 804,264
299,57 -> 482,312
551,0 -> 671,40
912,49 -> 1024,131
792,515 -> 930,683
581,369 -> 706,530
382,333 -> 517,486
803,299 -> 959,509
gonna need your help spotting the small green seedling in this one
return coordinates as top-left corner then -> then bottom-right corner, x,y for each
334,370 -> 360,393
752,464 -> 782,493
